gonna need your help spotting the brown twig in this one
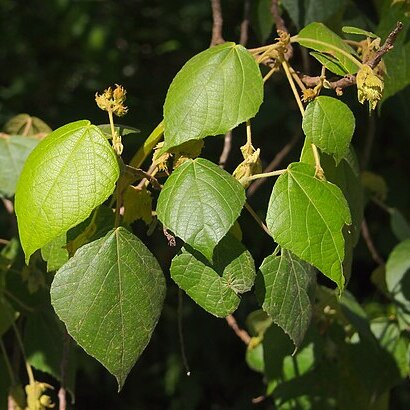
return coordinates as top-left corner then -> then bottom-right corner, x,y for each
218,130 -> 232,167
225,314 -> 251,345
247,133 -> 300,196
298,22 -> 403,93
368,21 -> 403,69
58,330 -> 70,410
361,219 -> 384,266
271,0 -> 293,59
239,0 -> 251,46
210,0 -> 225,46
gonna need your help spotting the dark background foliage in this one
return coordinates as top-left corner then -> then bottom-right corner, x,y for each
1,0 -> 409,408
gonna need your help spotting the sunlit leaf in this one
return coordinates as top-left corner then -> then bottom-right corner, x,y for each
15,120 -> 120,262
266,162 -> 351,289
163,42 -> 263,150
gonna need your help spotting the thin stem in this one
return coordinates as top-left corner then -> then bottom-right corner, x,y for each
108,110 -> 115,140
225,314 -> 251,345
58,330 -> 70,410
245,169 -> 287,182
361,219 -> 384,266
4,289 -> 35,313
0,238 -> 10,245
263,66 -> 277,83
247,132 -> 300,197
244,202 -> 271,237
11,321 -> 35,384
0,337 -> 16,385
239,0 -> 250,46
282,60 -> 305,116
218,130 -> 232,167
210,0 -> 224,46
246,120 -> 252,146
178,289 -> 191,376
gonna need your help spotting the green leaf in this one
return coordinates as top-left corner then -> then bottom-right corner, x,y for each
3,114 -> 52,136
41,234 -> 69,272
300,144 -> 363,246
15,120 -> 120,263
24,307 -> 76,400
163,42 -> 263,150
385,239 -> 410,308
170,234 -> 255,317
256,250 -> 316,349
0,135 -> 39,197
51,227 -> 166,390
266,162 -> 351,289
294,22 -> 361,74
157,158 -> 246,260
310,51 -> 349,76
251,0 -> 274,43
342,26 -> 378,38
282,0 -> 346,28
302,96 -> 355,164
389,208 -> 410,241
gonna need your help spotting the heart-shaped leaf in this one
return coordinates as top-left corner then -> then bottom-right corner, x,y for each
0,135 -> 39,197
256,250 -> 316,349
15,120 -> 120,262
302,96 -> 355,164
170,234 -> 255,317
163,42 -> 263,150
156,158 -> 246,260
51,227 -> 166,390
266,162 -> 351,290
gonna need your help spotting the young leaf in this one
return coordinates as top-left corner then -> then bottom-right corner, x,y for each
294,22 -> 361,74
163,42 -> 263,150
342,26 -> 378,38
389,208 -> 410,241
15,120 -> 120,263
156,158 -> 246,260
4,114 -> 52,136
309,51 -> 349,76
50,227 -> 166,390
170,234 -> 255,317
302,96 -> 355,164
0,135 -> 39,197
256,250 -> 316,349
266,162 -> 351,290
385,239 -> 410,309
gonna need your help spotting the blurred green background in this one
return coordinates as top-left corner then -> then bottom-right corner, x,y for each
1,0 -> 410,408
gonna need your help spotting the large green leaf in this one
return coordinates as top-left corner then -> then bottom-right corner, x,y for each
50,227 -> 166,390
302,96 -> 355,164
170,234 -> 255,317
163,42 -> 263,150
15,120 -> 120,263
309,51 -> 349,76
385,239 -> 410,309
266,162 -> 351,289
256,250 -> 316,349
4,114 -> 52,136
156,158 -> 246,260
293,22 -> 361,74
0,135 -> 39,197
